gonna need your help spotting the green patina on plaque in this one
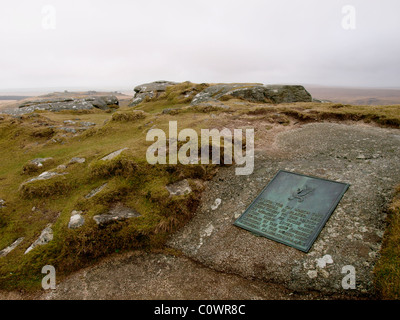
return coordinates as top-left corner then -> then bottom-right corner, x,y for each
234,170 -> 350,252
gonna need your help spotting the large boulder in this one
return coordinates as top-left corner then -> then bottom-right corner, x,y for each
90,96 -> 119,110
129,81 -> 178,107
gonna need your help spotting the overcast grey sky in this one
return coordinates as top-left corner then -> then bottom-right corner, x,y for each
0,0 -> 399,90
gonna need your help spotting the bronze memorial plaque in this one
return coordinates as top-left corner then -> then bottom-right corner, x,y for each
234,170 -> 350,252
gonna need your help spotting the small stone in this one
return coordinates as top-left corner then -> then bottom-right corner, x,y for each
0,199 -> 5,208
307,270 -> 318,279
211,198 -> 222,211
68,213 -> 85,229
93,203 -> 141,226
24,225 -> 53,254
57,165 -> 67,170
69,157 -> 86,164
316,255 -> 334,269
203,224 -> 215,237
0,238 -> 24,258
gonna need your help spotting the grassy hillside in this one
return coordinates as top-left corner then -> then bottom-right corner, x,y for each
0,82 -> 400,293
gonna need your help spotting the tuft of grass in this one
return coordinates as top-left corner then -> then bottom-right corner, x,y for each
277,103 -> 400,128
19,175 -> 73,199
90,156 -> 140,178
111,110 -> 147,122
30,127 -> 56,139
22,159 -> 56,175
189,104 -> 229,113
374,186 -> 400,299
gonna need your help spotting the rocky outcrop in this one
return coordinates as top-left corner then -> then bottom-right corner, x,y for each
191,84 -> 312,105
129,81 -> 178,106
17,96 -> 119,113
129,81 -> 312,107
191,83 -> 261,105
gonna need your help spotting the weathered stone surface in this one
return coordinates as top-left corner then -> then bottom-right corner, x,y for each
262,85 -> 312,103
166,180 -> 192,196
168,123 -> 400,296
0,238 -> 24,258
69,157 -> 86,164
101,148 -> 128,161
191,83 -> 312,105
129,81 -> 178,106
68,212 -> 85,229
85,183 -> 108,199
19,98 -> 74,108
93,203 -> 141,225
40,251 -> 302,300
25,225 -> 53,254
